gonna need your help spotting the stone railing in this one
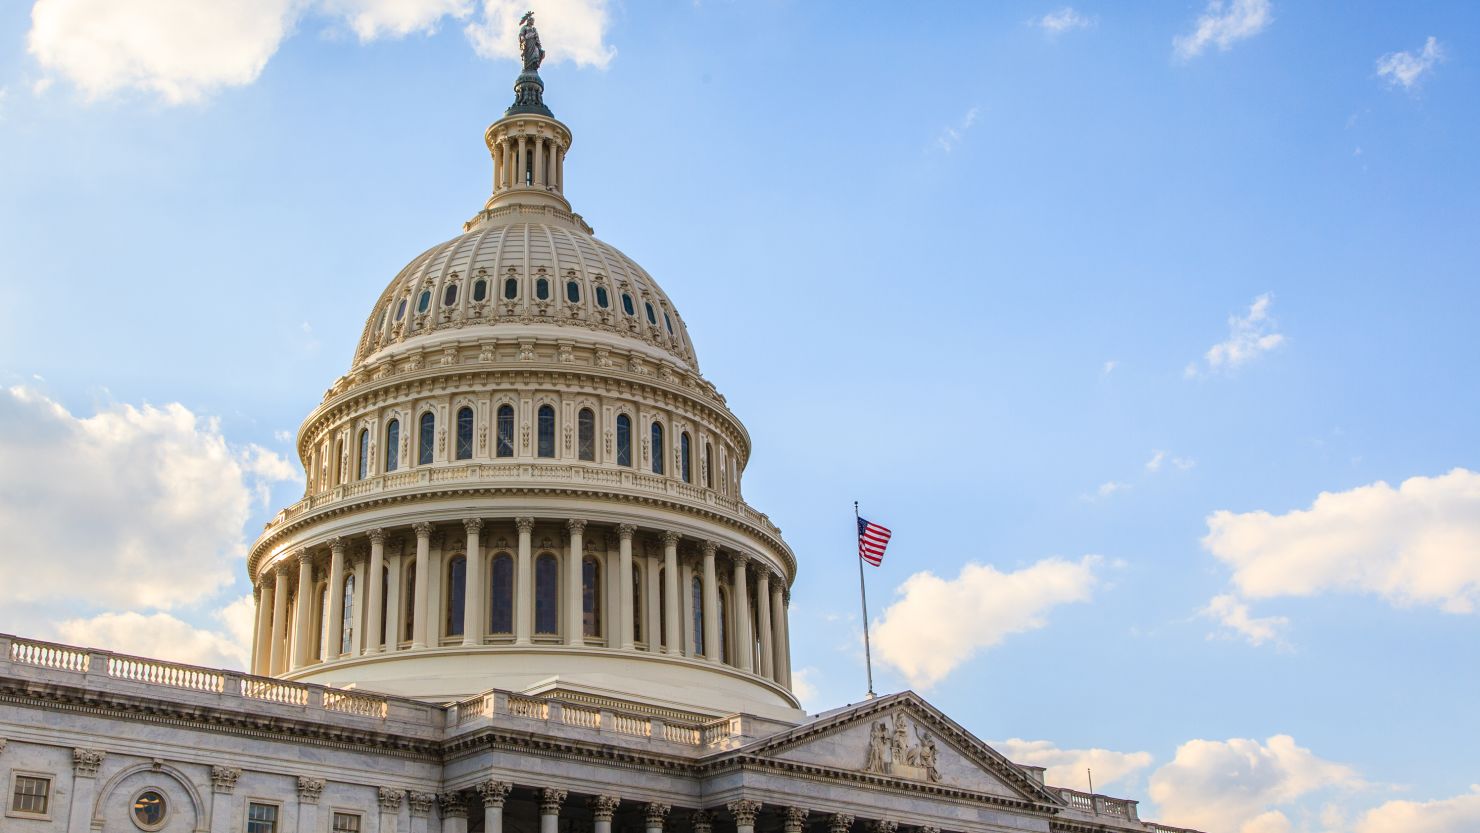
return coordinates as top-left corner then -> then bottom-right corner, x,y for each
1145,825 -> 1203,833
0,635 -> 435,733
445,691 -> 744,752
1056,788 -> 1140,820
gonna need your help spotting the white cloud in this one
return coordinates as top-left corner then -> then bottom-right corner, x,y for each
1173,0 -> 1273,60
874,556 -> 1099,688
322,0 -> 472,40
1376,36 -> 1444,91
995,738 -> 1153,791
465,0 -> 616,68
0,386 -> 297,610
790,666 -> 820,712
1149,735 -> 1362,833
1189,292 -> 1284,376
28,0 -> 300,104
1088,480 -> 1130,500
935,106 -> 979,153
1202,593 -> 1289,647
56,595 -> 255,669
1203,468 -> 1480,614
1146,450 -> 1196,472
1102,359 -> 1117,375
1036,8 -> 1094,34
1358,786 -> 1480,833
1145,450 -> 1166,472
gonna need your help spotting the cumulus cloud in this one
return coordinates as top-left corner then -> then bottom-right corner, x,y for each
995,738 -> 1153,791
1376,36 -> 1444,91
1174,0 -> 1272,60
465,0 -> 616,68
790,666 -> 820,711
322,0 -> 472,40
1203,468 -> 1480,614
1149,735 -> 1362,833
28,0 -> 300,104
1202,593 -> 1289,647
1145,450 -> 1195,473
935,106 -> 979,153
874,556 -> 1099,688
1035,8 -> 1094,35
1188,293 -> 1284,376
1358,786 -> 1480,833
56,594 -> 255,669
0,386 -> 297,610
1086,480 -> 1130,501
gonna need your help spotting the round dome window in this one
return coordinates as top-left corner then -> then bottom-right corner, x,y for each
132,790 -> 167,830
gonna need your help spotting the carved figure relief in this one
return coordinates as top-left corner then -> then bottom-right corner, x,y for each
862,712 -> 942,783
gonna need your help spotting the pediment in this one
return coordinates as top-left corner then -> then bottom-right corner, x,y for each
740,692 -> 1058,805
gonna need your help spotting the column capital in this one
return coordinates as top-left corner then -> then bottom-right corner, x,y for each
413,522 -> 433,538
368,527 -> 387,544
727,801 -> 761,827
294,547 -> 311,565
377,788 -> 405,813
274,560 -> 293,577
464,518 -> 484,534
701,540 -> 719,556
540,788 -> 567,815
918,827 -> 941,833
439,792 -> 469,819
477,780 -> 511,809
782,808 -> 809,833
329,535 -> 347,553
297,777 -> 325,805
661,530 -> 682,547
516,516 -> 536,533
616,523 -> 637,539
71,748 -> 105,777
567,518 -> 588,534
646,803 -> 672,828
408,791 -> 437,818
828,814 -> 855,833
210,766 -> 241,794
588,795 -> 620,822
870,822 -> 897,833
731,551 -> 751,568
691,810 -> 713,833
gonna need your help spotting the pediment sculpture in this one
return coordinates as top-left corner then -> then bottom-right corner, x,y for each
863,712 -> 941,783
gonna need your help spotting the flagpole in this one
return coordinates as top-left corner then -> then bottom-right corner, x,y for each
855,500 -> 876,699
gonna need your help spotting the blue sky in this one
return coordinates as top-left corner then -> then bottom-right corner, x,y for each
1,3 -> 1477,832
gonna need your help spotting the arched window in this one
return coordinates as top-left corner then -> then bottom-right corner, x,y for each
472,279 -> 488,302
537,404 -> 556,458
379,566 -> 389,646
645,302 -> 657,325
496,405 -> 514,457
357,429 -> 370,480
691,576 -> 705,655
621,293 -> 635,316
632,565 -> 643,643
536,277 -> 550,300
443,284 -> 458,307
718,590 -> 730,664
341,575 -> 356,655
595,286 -> 610,308
446,556 -> 467,638
680,432 -> 692,483
403,563 -> 416,642
616,414 -> 632,467
418,412 -> 435,465
385,419 -> 400,472
490,554 -> 514,634
333,438 -> 343,487
704,442 -> 714,488
582,556 -> 601,638
577,408 -> 595,461
535,554 -> 559,635
658,566 -> 667,649
566,280 -> 580,303
503,277 -> 519,300
664,311 -> 674,335
395,299 -> 408,320
651,422 -> 665,475
455,406 -> 474,460
417,289 -> 431,313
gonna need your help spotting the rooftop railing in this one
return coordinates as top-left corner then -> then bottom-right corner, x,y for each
445,691 -> 741,750
1057,788 -> 1140,820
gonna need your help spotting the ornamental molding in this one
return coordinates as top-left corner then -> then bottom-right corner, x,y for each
646,802 -> 672,827
540,788 -> 568,815
726,800 -> 760,826
439,792 -> 469,818
863,712 -> 942,784
588,795 -> 620,821
782,807 -> 808,833
210,766 -> 241,794
73,747 -> 105,777
298,777 -> 326,803
408,791 -> 437,818
690,810 -> 713,833
828,814 -> 854,833
477,780 -> 511,808
378,788 -> 405,812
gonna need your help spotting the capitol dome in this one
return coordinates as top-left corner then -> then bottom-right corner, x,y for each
246,62 -> 799,722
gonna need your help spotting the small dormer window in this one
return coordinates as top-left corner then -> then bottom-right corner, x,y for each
595,286 -> 610,308
443,284 -> 458,306
664,312 -> 674,334
566,280 -> 580,303
472,279 -> 488,302
645,302 -> 657,325
536,278 -> 550,300
504,278 -> 518,300
395,299 -> 407,320
622,293 -> 635,316
417,290 -> 431,313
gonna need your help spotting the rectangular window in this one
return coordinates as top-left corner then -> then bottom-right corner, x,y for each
332,812 -> 363,833
247,802 -> 279,833
10,775 -> 50,816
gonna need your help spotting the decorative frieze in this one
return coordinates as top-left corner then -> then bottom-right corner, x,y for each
210,766 -> 241,794
378,788 -> 405,813
72,748 -> 105,777
408,791 -> 437,818
478,780 -> 511,809
297,777 -> 325,804
862,712 -> 943,784
588,795 -> 620,822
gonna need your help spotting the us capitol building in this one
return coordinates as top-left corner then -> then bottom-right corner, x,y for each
0,19 -> 1201,833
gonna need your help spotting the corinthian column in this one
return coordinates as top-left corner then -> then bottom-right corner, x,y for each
782,808 -> 808,833
663,531 -> 681,653
728,801 -> 761,833
701,541 -> 720,660
755,566 -> 774,679
732,553 -> 754,673
515,517 -> 534,644
539,789 -> 566,833
770,578 -> 787,684
566,519 -> 587,644
617,524 -> 636,649
365,528 -> 386,654
291,549 -> 313,670
326,537 -> 347,657
269,562 -> 290,674
411,523 -> 432,649
462,518 -> 484,646
253,583 -> 272,676
440,793 -> 469,833
478,781 -> 510,833
385,543 -> 402,653
589,795 -> 620,833
646,803 -> 671,833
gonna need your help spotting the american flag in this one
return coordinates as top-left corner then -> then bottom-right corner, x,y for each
857,517 -> 893,566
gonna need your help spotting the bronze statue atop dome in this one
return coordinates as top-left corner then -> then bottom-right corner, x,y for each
506,10 -> 553,116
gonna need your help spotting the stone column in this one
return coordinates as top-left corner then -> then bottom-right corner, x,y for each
291,549 -> 313,670
645,548 -> 662,650
646,803 -> 671,833
756,567 -> 774,679
680,559 -> 695,656
351,551 -> 367,655
728,801 -> 761,833
208,767 -> 241,833
589,795 -> 620,833
462,518 -> 484,646
534,136 -> 545,187
732,554 -> 754,673
782,807 -> 808,833
440,792 -> 469,833
702,541 -> 720,660
692,810 -> 713,833
771,580 -> 788,685
297,778 -> 324,833
516,136 -> 528,186
779,588 -> 794,687
617,524 -> 636,649
828,814 -> 854,833
385,546 -> 403,653
502,141 -> 513,189
539,788 -> 567,833
515,517 -> 535,644
662,532 -> 681,654
378,789 -> 405,833
66,749 -> 104,833
478,781 -> 511,833
412,522 -> 432,649
326,537 -> 347,658
366,528 -> 386,654
269,563 -> 290,674
253,584 -> 272,675
566,519 -> 587,644
408,791 -> 436,833
870,822 -> 897,833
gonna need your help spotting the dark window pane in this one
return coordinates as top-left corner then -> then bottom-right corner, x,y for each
595,286 -> 609,308
577,408 -> 595,461
692,577 -> 704,654
490,555 -> 514,633
651,422 -> 665,475
446,556 -> 466,637
358,429 -> 370,480
417,290 -> 431,313
616,414 -> 632,467
622,293 -> 635,316
456,407 -> 474,460
633,567 -> 643,642
537,404 -> 555,458
535,554 -> 559,635
385,419 -> 400,472
680,432 -> 691,483
536,278 -> 550,300
504,278 -> 518,299
443,284 -> 458,306
418,413 -> 435,465
566,281 -> 580,303
341,575 -> 355,654
645,302 -> 657,325
395,299 -> 407,320
664,312 -> 674,334
403,568 -> 416,641
582,557 -> 601,637
496,405 -> 514,457
472,279 -> 487,302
